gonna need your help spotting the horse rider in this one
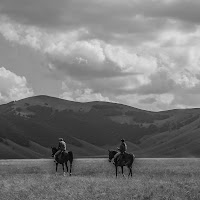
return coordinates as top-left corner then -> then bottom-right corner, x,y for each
113,138 -> 127,164
54,138 -> 67,163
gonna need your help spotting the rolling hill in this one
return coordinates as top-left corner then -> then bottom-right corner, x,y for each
0,95 -> 200,158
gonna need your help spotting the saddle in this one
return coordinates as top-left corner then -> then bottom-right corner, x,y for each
115,152 -> 126,164
56,150 -> 66,159
60,150 -> 67,156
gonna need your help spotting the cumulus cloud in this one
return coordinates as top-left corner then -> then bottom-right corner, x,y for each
139,97 -> 156,104
131,66 -> 200,110
104,45 -> 157,74
0,16 -> 158,77
0,67 -> 34,103
1,0 -> 200,110
60,78 -> 110,102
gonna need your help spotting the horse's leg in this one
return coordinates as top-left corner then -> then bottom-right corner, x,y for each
128,167 -> 130,177
121,166 -> 125,177
128,166 -> 132,177
69,162 -> 72,176
55,163 -> 58,176
130,166 -> 132,177
65,162 -> 68,173
121,166 -> 123,175
115,166 -> 118,178
62,163 -> 65,176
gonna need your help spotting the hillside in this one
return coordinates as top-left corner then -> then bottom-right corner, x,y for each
0,95 -> 200,158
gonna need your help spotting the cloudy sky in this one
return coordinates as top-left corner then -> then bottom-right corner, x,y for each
1,0 -> 200,111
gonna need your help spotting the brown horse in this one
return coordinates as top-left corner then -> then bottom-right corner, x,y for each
51,147 -> 73,176
108,150 -> 135,177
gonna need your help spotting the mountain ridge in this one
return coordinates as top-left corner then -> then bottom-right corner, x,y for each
0,95 -> 200,158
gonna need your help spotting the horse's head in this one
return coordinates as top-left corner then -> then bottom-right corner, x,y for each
51,147 -> 58,157
108,150 -> 117,162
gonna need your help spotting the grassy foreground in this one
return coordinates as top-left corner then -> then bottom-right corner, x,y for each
0,158 -> 200,200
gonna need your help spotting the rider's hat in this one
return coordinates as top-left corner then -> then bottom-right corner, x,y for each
59,138 -> 63,141
121,138 -> 125,142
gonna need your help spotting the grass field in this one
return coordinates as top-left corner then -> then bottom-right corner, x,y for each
0,158 -> 200,200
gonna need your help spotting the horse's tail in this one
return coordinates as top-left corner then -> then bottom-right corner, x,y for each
129,153 -> 135,166
68,151 -> 73,163
133,154 -> 136,162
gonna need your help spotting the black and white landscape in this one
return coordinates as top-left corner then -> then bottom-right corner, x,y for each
1,1 -> 200,159
1,1 -> 200,200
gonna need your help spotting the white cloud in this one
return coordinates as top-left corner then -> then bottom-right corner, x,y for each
104,45 -> 158,74
70,40 -> 105,64
2,1 -> 200,111
0,17 -> 106,67
60,79 -> 110,102
0,67 -> 34,103
60,89 -> 110,102
172,71 -> 199,89
2,15 -> 200,111
0,16 -> 158,75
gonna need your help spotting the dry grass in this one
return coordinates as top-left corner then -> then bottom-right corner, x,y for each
0,158 -> 200,200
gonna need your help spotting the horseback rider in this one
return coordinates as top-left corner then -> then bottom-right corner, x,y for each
113,138 -> 127,164
54,138 -> 67,163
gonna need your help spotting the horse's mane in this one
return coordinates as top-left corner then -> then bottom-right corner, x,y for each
52,147 -> 58,151
109,149 -> 118,153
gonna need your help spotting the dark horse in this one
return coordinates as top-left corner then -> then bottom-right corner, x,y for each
51,147 -> 73,176
108,150 -> 135,177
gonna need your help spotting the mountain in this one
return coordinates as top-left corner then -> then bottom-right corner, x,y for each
0,95 -> 200,159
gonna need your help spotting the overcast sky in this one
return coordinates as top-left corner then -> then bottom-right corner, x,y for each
1,0 -> 200,111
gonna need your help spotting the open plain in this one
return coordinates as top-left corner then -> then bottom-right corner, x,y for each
0,158 -> 200,200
